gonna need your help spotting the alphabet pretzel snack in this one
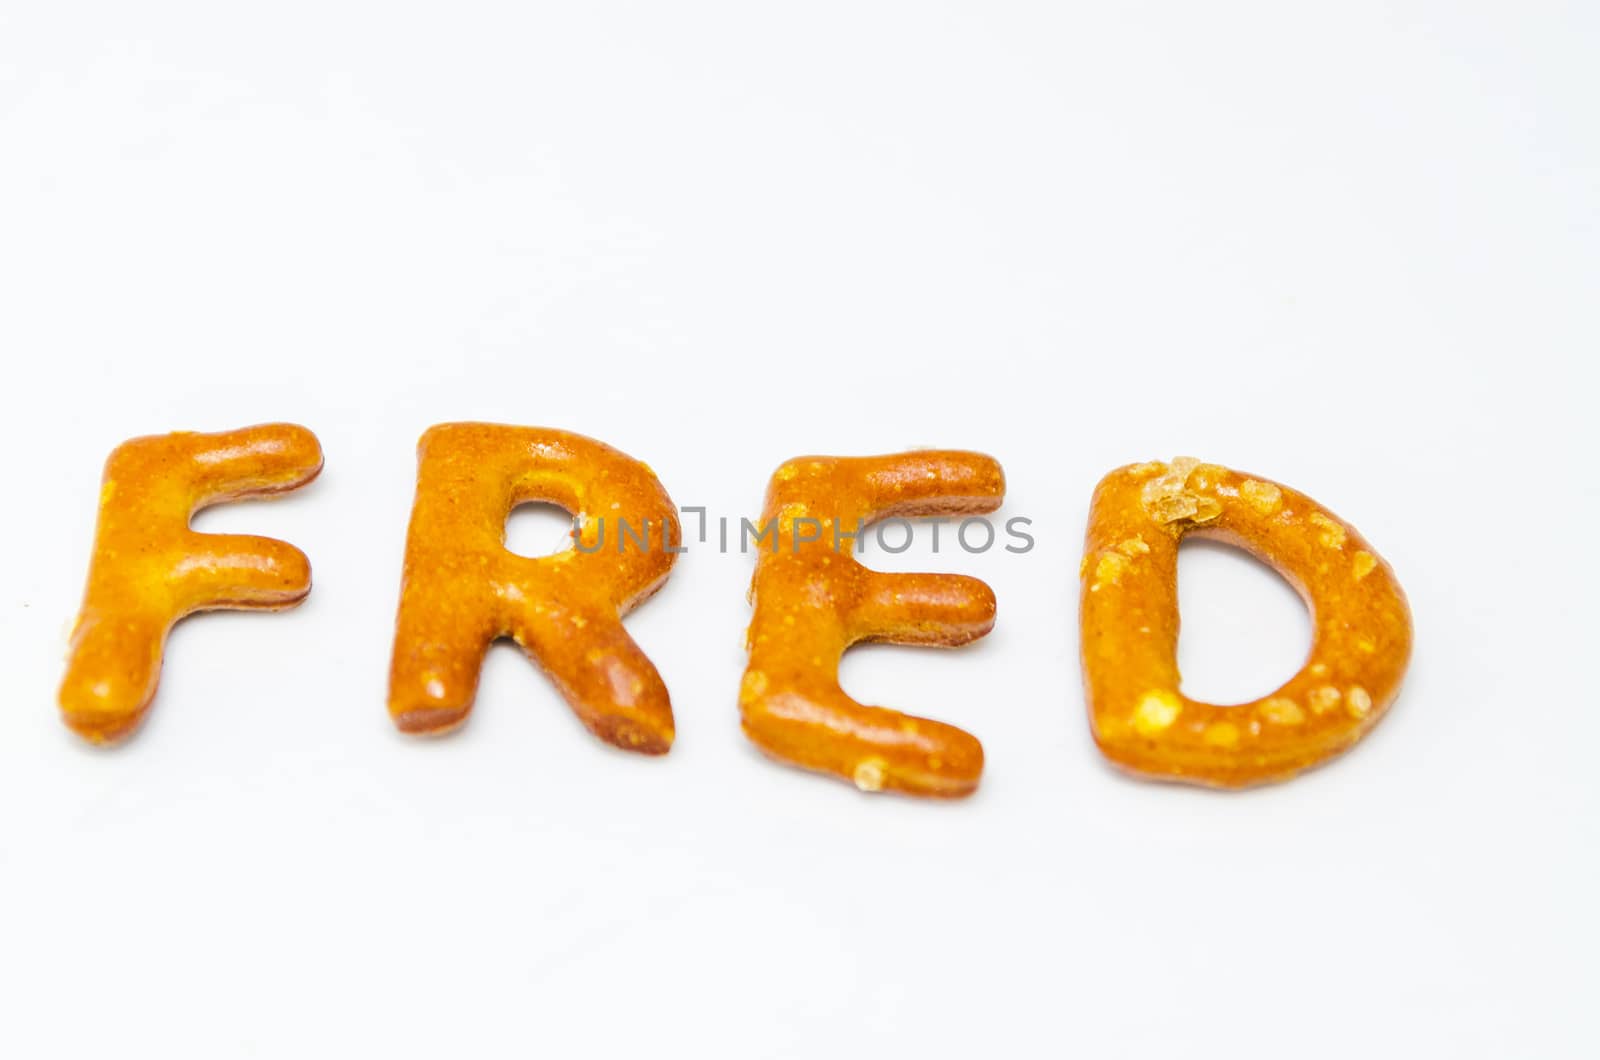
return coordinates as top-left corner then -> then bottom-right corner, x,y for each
387,424 -> 681,752
1080,458 -> 1412,788
59,424 -> 324,743
740,452 -> 1005,797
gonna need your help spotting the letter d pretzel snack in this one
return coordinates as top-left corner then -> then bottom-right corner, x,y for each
1080,458 -> 1413,788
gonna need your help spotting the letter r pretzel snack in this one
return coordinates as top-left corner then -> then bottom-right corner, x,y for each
59,424 -> 324,744
387,423 -> 681,752
740,451 -> 1005,797
1080,458 -> 1413,788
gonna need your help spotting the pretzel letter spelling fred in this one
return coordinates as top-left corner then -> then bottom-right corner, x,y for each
1080,458 -> 1413,788
387,424 -> 681,752
59,424 -> 324,744
739,451 -> 1005,797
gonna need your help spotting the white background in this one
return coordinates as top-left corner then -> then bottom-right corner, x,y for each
1,3 -> 1595,1057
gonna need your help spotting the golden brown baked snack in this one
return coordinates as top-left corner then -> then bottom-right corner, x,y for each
739,451 -> 1005,797
387,423 -> 680,752
58,424 -> 324,744
1080,457 -> 1412,788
